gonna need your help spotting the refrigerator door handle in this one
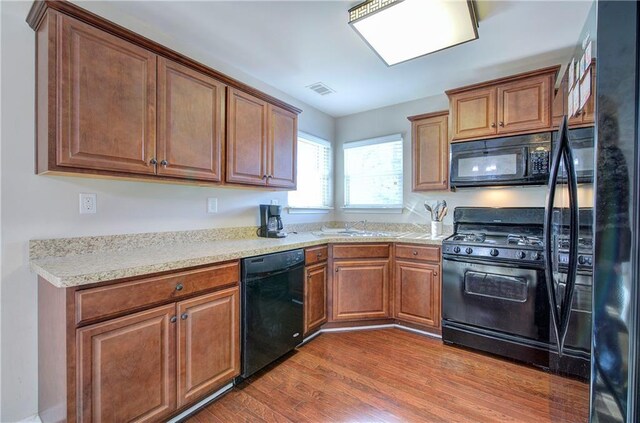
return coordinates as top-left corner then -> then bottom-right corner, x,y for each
544,116 -> 579,356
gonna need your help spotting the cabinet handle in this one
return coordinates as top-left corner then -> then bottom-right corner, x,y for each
413,251 -> 418,256
150,158 -> 157,165
307,274 -> 312,279
181,313 -> 188,320
316,253 -> 323,258
267,175 -> 272,179
499,121 -> 504,127
160,160 -> 168,167
170,316 -> 177,323
175,283 -> 184,291
335,268 -> 339,272
433,271 -> 438,276
262,174 -> 267,180
491,122 -> 496,128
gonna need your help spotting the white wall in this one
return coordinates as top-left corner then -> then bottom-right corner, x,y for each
0,1 -> 335,420
334,95 -> 552,226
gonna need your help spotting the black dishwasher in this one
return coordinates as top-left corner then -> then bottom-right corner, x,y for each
240,249 -> 304,379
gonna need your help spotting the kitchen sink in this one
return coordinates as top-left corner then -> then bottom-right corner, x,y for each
313,230 -> 391,237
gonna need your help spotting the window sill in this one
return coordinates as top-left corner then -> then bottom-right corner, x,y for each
341,206 -> 405,214
286,206 -> 334,214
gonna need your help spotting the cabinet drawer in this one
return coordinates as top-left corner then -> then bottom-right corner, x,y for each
305,246 -> 328,265
395,244 -> 440,262
332,244 -> 390,259
75,261 -> 239,325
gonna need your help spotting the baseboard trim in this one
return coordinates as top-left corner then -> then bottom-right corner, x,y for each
168,383 -> 233,423
312,323 -> 442,339
319,323 -> 396,333
19,414 -> 42,423
393,323 -> 442,339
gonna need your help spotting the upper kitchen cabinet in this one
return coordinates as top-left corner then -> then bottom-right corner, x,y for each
408,111 -> 449,191
552,62 -> 595,129
50,13 -> 158,175
226,88 -> 298,189
29,2 -> 301,186
447,66 -> 559,142
157,58 -> 225,181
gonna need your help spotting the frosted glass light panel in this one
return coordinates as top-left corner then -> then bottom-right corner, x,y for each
349,0 -> 478,66
344,135 -> 403,207
288,135 -> 332,208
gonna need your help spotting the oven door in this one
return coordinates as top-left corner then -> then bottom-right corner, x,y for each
442,256 -> 550,342
450,145 -> 528,187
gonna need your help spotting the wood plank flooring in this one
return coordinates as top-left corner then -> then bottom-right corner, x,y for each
187,328 -> 589,422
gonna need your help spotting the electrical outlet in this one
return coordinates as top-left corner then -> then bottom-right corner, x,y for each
207,198 -> 218,214
79,193 -> 97,214
270,199 -> 279,205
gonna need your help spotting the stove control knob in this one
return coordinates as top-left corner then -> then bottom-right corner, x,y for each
465,247 -> 473,255
453,246 -> 461,254
517,251 -> 527,259
578,255 -> 586,265
490,249 -> 499,257
533,252 -> 543,260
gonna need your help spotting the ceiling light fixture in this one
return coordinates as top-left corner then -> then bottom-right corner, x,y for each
348,0 -> 479,66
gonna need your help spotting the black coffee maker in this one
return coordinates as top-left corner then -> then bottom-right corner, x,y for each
258,204 -> 287,238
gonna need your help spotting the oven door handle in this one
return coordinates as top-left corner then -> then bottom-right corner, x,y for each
544,116 -> 579,356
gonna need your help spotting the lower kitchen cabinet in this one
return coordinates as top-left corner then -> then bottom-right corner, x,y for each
304,262 -> 328,334
332,259 -> 390,321
394,244 -> 442,333
77,304 -> 176,423
177,287 -> 240,407
394,261 -> 441,330
38,261 -> 241,423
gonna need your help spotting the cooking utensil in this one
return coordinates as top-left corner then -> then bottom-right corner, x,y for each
424,202 -> 434,221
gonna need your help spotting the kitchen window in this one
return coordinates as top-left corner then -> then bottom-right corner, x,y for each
343,134 -> 403,210
287,132 -> 332,212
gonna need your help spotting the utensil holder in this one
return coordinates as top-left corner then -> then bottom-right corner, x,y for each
431,221 -> 443,238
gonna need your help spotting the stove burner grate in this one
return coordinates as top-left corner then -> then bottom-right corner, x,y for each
507,234 -> 543,247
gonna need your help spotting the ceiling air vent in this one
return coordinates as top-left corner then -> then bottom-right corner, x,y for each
306,82 -> 335,96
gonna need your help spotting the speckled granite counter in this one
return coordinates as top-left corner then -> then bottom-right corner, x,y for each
30,228 -> 451,288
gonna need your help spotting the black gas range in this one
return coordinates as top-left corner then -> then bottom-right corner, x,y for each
441,207 -> 592,380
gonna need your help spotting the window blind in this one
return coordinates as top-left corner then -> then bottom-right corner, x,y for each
288,134 -> 332,208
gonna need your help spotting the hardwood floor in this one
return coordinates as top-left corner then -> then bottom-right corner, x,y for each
187,328 -> 589,422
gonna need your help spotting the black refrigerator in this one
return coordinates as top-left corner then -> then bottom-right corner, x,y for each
549,1 -> 640,421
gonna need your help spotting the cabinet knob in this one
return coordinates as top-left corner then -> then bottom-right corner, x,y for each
160,160 -> 168,167
412,251 -> 418,255
267,175 -> 272,179
150,158 -> 157,165
433,271 -> 438,276
181,313 -> 188,320
316,252 -> 322,258
499,121 -> 504,127
170,316 -> 177,323
335,268 -> 339,272
491,122 -> 496,128
262,174 -> 267,180
175,283 -> 184,291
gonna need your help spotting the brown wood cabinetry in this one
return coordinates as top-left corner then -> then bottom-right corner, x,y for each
331,244 -> 391,322
304,262 -> 328,334
177,287 -> 240,407
38,261 -> 240,423
226,88 -> 297,188
552,63 -> 595,129
56,14 -> 157,175
157,58 -> 225,181
408,111 -> 449,191
393,244 -> 441,333
447,66 -> 559,141
77,305 -> 176,423
31,2 -> 300,187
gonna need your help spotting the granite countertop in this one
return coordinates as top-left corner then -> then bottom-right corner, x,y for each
30,231 -> 448,288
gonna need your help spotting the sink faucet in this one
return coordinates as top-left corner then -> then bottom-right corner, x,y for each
345,220 -> 367,232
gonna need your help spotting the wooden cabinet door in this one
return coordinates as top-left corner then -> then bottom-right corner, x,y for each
58,14 -> 157,174
394,261 -> 441,329
157,58 -> 225,181
497,75 -> 551,134
226,88 -> 268,186
332,259 -> 389,321
176,286 -> 240,407
304,263 -> 327,334
267,105 -> 297,189
411,112 -> 449,191
449,88 -> 496,141
77,304 -> 176,423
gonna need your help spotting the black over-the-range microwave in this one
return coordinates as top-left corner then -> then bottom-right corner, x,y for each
449,127 -> 594,189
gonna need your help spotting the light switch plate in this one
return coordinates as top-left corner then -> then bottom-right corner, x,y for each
79,193 -> 97,214
207,198 -> 218,214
